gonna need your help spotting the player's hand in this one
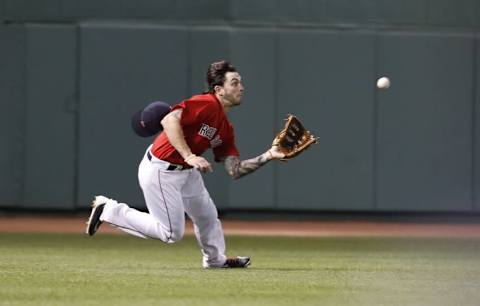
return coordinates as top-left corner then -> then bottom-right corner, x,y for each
185,155 -> 213,173
268,145 -> 286,160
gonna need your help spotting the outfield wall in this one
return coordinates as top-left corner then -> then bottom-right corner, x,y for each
1,1 -> 479,212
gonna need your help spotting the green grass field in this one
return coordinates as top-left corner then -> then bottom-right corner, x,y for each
1,233 -> 479,306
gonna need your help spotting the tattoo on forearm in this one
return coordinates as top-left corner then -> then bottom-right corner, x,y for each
224,153 -> 270,179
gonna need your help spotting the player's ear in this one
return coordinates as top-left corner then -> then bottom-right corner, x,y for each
214,85 -> 224,96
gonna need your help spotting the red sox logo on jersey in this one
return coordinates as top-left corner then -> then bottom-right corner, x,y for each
198,124 -> 223,148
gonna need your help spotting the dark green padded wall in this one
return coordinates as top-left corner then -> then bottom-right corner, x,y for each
0,24 -> 76,209
0,25 -> 25,208
77,23 -> 189,208
22,24 -> 77,208
376,31 -> 473,211
276,29 -> 375,210
2,0 -> 480,212
227,29 -> 277,209
475,34 -> 480,212
428,0 -> 480,27
3,0 -> 480,28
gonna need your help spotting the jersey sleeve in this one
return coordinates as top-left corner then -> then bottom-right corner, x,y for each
213,134 -> 240,162
171,99 -> 212,126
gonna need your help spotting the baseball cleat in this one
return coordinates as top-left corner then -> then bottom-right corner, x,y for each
222,256 -> 251,268
85,195 -> 109,236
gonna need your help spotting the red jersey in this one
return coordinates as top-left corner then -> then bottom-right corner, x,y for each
151,93 -> 239,167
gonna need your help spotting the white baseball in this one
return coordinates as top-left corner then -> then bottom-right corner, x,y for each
376,77 -> 391,89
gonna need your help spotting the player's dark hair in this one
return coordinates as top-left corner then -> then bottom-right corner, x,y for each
205,60 -> 237,94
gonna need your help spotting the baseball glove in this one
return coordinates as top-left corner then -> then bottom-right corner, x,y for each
272,114 -> 318,160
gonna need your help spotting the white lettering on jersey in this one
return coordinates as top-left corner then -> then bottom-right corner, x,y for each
210,134 -> 223,148
198,123 -> 217,140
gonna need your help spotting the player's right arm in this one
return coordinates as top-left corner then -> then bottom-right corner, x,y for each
161,109 -> 212,173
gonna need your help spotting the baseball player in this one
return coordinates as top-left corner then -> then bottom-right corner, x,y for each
86,60 -> 286,268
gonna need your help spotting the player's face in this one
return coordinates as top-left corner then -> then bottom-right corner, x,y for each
221,72 -> 244,107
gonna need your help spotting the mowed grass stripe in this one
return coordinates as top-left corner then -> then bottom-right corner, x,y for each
0,233 -> 479,306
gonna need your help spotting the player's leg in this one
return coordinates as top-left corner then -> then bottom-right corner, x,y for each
139,166 -> 188,243
97,154 -> 186,242
181,170 -> 227,268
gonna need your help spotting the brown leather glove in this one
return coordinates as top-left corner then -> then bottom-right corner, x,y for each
272,114 -> 318,160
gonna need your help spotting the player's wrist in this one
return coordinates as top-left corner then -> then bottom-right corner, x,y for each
265,149 -> 274,161
184,154 -> 197,163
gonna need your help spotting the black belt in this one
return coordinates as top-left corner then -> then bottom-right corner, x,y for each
147,151 -> 184,170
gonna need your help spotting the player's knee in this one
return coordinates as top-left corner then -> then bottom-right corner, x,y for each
167,227 -> 184,243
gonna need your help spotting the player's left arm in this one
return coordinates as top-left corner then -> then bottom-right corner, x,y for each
222,146 -> 284,179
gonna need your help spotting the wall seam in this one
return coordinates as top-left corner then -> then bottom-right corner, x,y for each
73,24 -> 81,208
18,25 -> 29,208
471,32 -> 477,211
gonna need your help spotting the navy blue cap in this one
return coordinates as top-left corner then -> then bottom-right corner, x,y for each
131,101 -> 171,137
